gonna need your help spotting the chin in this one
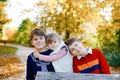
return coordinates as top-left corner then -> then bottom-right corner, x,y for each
50,48 -> 55,50
36,46 -> 44,49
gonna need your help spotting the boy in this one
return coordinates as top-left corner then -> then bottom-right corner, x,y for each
66,38 -> 111,74
34,33 -> 73,72
26,28 -> 55,80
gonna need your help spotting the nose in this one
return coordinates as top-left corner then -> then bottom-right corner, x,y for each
75,47 -> 79,51
37,39 -> 41,43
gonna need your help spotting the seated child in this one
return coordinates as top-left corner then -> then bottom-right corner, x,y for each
34,33 -> 73,72
65,38 -> 111,74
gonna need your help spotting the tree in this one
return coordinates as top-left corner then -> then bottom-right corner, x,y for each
15,18 -> 36,45
112,0 -> 120,47
0,0 -> 7,2
0,1 -> 11,37
36,0 -> 101,40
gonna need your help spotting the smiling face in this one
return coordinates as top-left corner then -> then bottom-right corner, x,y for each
47,37 -> 60,50
66,38 -> 86,56
31,35 -> 46,51
30,28 -> 46,51
68,41 -> 84,56
46,33 -> 61,50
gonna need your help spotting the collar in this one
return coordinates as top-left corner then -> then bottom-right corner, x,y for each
77,48 -> 92,60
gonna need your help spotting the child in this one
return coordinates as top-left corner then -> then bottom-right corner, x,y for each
26,28 -> 55,80
34,33 -> 73,72
65,38 -> 111,74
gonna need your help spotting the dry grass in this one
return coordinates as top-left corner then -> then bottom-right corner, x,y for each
0,55 -> 24,79
0,55 -> 21,66
110,66 -> 120,74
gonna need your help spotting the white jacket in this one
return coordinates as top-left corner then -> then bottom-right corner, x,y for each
50,40 -> 73,72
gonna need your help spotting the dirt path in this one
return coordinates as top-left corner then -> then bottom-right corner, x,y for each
5,44 -> 34,80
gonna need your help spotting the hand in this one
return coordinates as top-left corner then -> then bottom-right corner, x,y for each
60,47 -> 66,52
33,49 -> 40,58
59,47 -> 67,55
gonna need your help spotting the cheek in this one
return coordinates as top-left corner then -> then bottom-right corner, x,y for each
56,43 -> 59,47
71,52 -> 77,56
31,41 -> 35,45
48,44 -> 53,47
70,50 -> 76,55
41,39 -> 45,42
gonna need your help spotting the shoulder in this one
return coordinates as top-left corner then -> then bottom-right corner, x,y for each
41,49 -> 53,55
47,49 -> 53,53
92,48 -> 102,53
27,53 -> 33,59
92,48 -> 104,55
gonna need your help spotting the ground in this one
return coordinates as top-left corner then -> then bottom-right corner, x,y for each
0,44 -> 33,80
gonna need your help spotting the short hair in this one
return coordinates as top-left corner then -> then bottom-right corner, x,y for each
46,33 -> 61,44
30,28 -> 45,41
65,38 -> 80,46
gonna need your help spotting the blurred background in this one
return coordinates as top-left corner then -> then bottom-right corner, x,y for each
0,0 -> 120,79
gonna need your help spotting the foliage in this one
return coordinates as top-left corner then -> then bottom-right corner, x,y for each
0,0 -> 7,2
0,45 -> 18,55
0,29 -> 1,36
15,18 -> 36,46
103,47 -> 120,67
97,23 -> 117,48
0,1 -> 11,42
96,0 -> 120,66
36,0 -> 101,40
111,0 -> 120,47
112,0 -> 120,28
0,2 -> 11,30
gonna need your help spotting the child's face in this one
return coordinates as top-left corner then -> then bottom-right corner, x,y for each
47,38 -> 60,50
68,41 -> 84,56
31,35 -> 46,50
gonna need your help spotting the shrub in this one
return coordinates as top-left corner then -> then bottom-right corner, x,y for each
102,47 -> 120,67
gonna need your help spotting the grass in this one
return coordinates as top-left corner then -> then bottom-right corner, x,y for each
0,45 -> 18,55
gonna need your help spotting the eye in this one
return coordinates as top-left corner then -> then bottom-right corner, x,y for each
33,38 -> 38,41
70,48 -> 75,52
39,37 -> 43,40
53,41 -> 57,43
49,42 -> 52,45
74,44 -> 78,47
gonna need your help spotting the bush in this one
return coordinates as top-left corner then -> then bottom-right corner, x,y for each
102,48 -> 120,67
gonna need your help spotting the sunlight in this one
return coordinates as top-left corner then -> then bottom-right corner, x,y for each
4,0 -> 40,27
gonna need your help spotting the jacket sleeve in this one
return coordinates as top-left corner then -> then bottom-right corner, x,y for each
97,49 -> 111,74
38,47 -> 67,62
26,55 -> 35,80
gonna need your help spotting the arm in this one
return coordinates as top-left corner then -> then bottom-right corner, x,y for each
33,47 -> 67,62
97,49 -> 111,74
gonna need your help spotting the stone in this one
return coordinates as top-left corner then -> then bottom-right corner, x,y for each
35,72 -> 120,80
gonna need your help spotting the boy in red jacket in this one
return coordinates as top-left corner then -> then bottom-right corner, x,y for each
66,38 -> 111,74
